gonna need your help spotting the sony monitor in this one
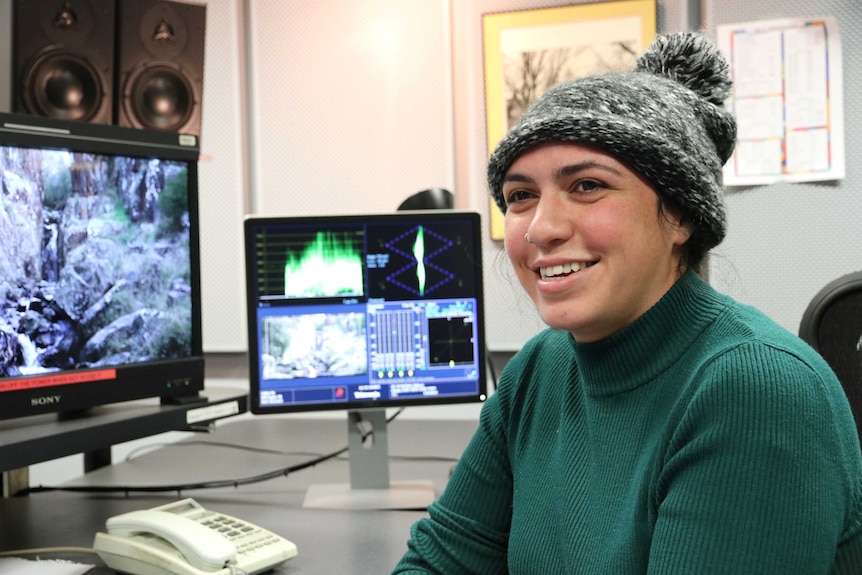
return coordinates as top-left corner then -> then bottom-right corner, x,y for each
0,112 -> 205,420
244,211 -> 487,509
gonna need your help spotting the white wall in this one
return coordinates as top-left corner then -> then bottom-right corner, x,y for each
197,0 -> 460,350
246,0 -> 455,216
196,0 -> 251,351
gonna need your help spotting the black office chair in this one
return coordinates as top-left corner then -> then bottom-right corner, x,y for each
799,271 -> 862,444
397,187 -> 453,211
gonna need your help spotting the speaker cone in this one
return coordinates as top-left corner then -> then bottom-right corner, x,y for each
123,63 -> 194,132
22,50 -> 104,122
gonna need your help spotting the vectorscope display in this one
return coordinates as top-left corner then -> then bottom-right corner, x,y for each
245,212 -> 487,413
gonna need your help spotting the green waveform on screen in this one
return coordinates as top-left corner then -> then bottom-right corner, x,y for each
284,231 -> 364,298
413,226 -> 426,296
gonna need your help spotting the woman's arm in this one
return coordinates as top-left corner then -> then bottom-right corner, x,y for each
392,391 -> 514,574
648,343 -> 862,574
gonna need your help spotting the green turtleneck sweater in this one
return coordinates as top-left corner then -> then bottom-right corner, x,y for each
393,272 -> 862,574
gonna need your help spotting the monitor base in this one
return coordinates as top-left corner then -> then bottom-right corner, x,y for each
303,480 -> 436,511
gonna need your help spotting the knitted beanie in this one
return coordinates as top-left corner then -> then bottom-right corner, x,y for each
487,32 -> 737,251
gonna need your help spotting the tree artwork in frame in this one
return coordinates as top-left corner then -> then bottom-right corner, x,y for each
482,0 -> 657,240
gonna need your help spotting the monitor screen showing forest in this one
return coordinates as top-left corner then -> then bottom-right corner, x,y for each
0,113 -> 204,420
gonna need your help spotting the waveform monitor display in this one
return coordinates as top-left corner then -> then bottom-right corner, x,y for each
253,227 -> 365,299
244,211 -> 487,414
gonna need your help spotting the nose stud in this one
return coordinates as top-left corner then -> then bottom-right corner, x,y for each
525,233 -> 533,244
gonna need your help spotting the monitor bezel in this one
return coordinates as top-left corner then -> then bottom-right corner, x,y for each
0,112 -> 205,420
244,210 -> 488,415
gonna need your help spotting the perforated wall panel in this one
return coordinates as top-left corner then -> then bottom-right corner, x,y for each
705,0 -> 862,336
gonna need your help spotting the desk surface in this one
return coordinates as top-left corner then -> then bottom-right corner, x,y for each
0,415 -> 479,574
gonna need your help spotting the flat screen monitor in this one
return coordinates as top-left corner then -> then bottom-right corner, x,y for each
244,211 -> 487,509
0,112 -> 205,420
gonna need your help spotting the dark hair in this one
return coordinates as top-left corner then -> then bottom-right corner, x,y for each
656,197 -> 708,276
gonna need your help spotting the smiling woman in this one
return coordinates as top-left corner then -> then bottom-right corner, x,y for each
501,142 -> 690,342
392,31 -> 862,575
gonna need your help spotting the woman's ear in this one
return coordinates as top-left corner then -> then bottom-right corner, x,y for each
671,219 -> 693,247
660,202 -> 693,247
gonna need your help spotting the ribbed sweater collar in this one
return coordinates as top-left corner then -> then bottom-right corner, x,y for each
568,271 -> 726,398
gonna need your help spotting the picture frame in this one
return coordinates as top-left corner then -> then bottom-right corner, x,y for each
482,0 -> 657,239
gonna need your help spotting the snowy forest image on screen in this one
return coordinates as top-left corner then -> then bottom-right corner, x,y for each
261,312 -> 367,381
0,145 -> 194,377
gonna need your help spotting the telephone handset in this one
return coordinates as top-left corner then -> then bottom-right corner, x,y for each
93,498 -> 298,575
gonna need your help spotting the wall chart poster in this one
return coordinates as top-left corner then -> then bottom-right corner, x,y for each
717,17 -> 845,186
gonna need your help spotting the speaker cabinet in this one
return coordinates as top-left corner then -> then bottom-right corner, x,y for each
116,0 -> 206,135
12,0 -> 116,124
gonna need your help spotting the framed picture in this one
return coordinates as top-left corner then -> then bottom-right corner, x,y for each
482,0 -> 657,239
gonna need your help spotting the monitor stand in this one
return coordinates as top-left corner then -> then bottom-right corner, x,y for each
302,408 -> 436,510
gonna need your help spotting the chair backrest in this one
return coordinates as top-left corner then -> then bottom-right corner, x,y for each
397,188 -> 453,211
799,271 -> 862,444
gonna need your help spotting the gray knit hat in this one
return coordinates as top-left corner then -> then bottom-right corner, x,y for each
487,32 -> 736,251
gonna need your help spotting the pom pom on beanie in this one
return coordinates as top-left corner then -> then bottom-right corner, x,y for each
487,31 -> 737,251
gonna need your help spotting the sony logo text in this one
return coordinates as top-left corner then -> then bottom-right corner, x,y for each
31,395 -> 61,406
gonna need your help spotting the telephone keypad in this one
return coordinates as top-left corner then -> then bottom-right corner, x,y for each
199,511 -> 283,558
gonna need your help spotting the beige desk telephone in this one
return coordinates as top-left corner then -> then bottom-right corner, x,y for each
93,498 -> 298,575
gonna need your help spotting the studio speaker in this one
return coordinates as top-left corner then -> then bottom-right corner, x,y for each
12,0 -> 116,124
115,0 -> 206,135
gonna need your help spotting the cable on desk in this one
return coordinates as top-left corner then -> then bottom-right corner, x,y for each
17,409 -> 408,497
485,344 -> 499,391
124,439 -> 460,465
0,546 -> 99,558
123,439 -> 314,461
20,438 -> 348,496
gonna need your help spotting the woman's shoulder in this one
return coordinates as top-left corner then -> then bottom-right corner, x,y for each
690,301 -> 859,457
708,296 -> 837,380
